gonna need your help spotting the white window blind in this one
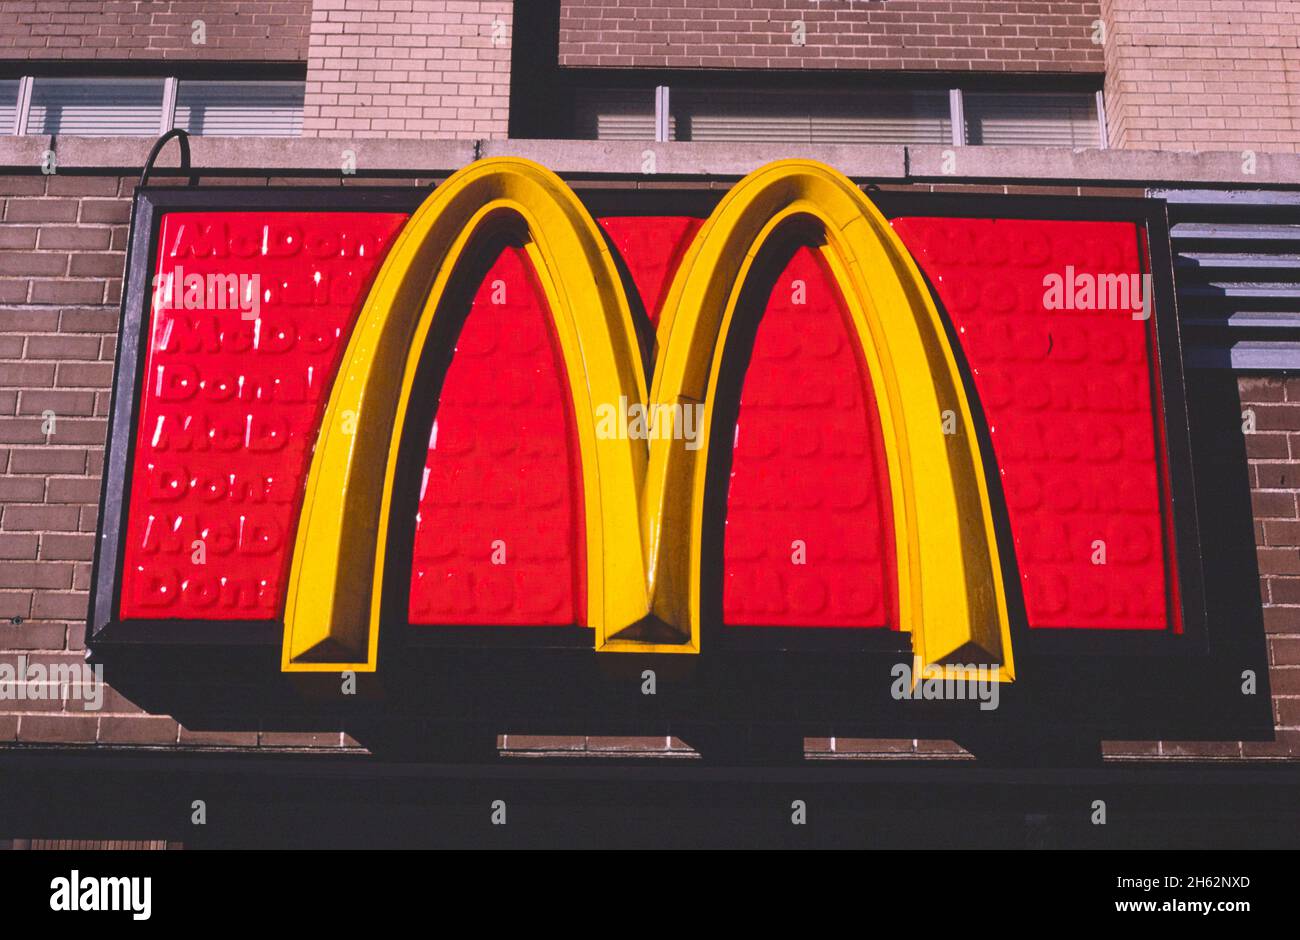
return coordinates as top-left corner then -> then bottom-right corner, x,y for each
174,80 -> 304,137
27,78 -> 165,136
963,92 -> 1099,147
670,89 -> 952,146
570,84 -> 1103,148
0,80 -> 18,134
572,88 -> 658,140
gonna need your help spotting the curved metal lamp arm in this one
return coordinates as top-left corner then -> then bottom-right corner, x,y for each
139,128 -> 196,189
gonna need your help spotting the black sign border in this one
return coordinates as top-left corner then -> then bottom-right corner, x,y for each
86,185 -> 1215,737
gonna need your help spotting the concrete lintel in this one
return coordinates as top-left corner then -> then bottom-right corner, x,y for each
0,135 -> 54,172
182,136 -> 477,175
1,135 -> 1298,189
480,139 -> 908,180
0,135 -> 476,176
906,145 -> 1300,188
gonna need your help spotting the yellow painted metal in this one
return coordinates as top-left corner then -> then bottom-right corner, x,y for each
645,160 -> 1015,681
282,158 -> 649,671
281,156 -> 1015,682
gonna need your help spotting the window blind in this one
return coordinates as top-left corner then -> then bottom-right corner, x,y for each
27,78 -> 165,136
174,81 -> 305,137
671,90 -> 952,146
963,92 -> 1100,147
571,88 -> 658,140
0,80 -> 18,134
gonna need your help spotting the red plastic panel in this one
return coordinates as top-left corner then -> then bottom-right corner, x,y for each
892,217 -> 1176,631
723,247 -> 895,628
598,217 -> 703,326
407,246 -> 586,626
120,211 -> 408,620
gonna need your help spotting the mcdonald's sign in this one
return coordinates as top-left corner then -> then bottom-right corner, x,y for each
88,158 -> 1206,709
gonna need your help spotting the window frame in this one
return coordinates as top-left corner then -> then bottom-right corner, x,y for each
0,66 -> 305,138
548,69 -> 1107,148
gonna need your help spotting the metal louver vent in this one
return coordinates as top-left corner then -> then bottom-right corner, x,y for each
1154,190 -> 1300,370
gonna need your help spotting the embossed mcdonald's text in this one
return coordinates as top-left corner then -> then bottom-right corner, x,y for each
117,210 -> 409,621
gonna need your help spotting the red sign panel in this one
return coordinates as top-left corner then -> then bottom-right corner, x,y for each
894,217 -> 1178,632
117,210 -> 1178,633
120,211 -> 407,620
97,187 -> 1196,668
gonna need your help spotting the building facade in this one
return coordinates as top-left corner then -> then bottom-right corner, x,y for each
1,0 -> 1299,848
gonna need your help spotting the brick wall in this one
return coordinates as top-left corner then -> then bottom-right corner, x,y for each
1100,0 -> 1300,152
301,0 -> 513,140
0,174 -> 125,754
0,169 -> 1296,761
0,0 -> 312,61
557,0 -> 1105,72
1237,376 -> 1300,757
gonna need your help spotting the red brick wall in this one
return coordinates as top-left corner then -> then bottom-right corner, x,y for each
0,174 -> 126,749
557,0 -> 1105,72
301,0 -> 513,140
1237,377 -> 1300,757
1100,0 -> 1300,152
0,171 -> 1295,761
0,0 -> 312,62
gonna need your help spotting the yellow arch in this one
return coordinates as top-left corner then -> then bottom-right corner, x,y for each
643,160 -> 1015,681
282,158 -> 650,671
282,156 -> 1015,682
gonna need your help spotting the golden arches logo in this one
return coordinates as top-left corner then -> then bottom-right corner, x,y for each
281,157 -> 1015,683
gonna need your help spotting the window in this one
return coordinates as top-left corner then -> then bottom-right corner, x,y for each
569,83 -> 1103,148
572,88 -> 658,141
174,81 -> 304,137
27,78 -> 167,136
9,76 -> 305,137
671,89 -> 951,146
964,92 -> 1101,147
0,80 -> 18,134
